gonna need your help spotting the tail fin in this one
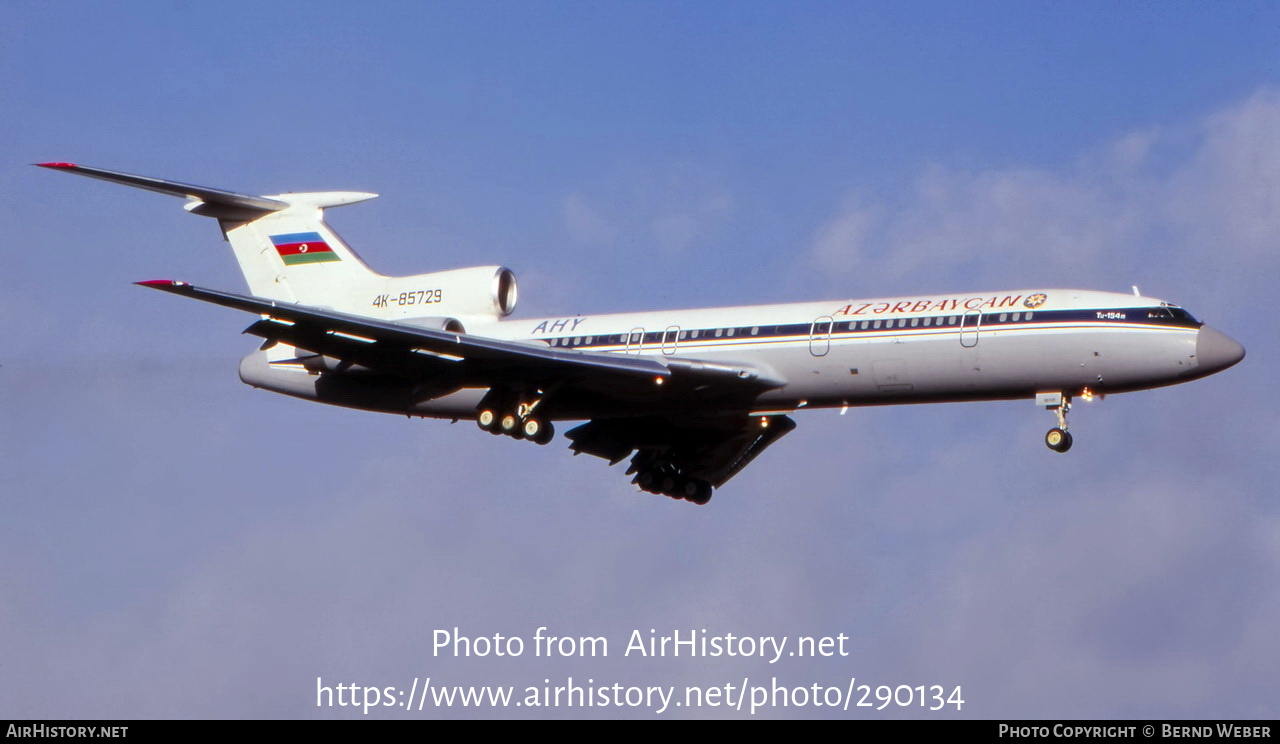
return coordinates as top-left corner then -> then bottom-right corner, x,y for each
37,163 -> 383,310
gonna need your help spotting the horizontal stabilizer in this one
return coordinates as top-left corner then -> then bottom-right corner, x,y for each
37,162 -> 289,214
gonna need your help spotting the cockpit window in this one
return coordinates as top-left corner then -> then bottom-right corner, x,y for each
1148,305 -> 1200,324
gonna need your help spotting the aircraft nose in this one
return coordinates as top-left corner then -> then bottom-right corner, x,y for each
1196,325 -> 1246,374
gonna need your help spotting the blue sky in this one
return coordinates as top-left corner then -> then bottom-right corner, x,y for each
2,1 -> 1277,718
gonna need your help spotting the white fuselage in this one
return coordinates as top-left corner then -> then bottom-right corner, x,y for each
244,286 -> 1228,421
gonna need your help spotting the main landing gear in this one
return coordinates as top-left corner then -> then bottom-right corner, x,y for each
1039,392 -> 1073,453
627,453 -> 714,505
476,401 -> 555,445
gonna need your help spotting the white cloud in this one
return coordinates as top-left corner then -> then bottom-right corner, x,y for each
805,89 -> 1280,299
809,195 -> 881,275
650,192 -> 734,255
561,165 -> 736,259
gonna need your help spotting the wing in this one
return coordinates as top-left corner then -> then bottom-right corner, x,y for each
136,280 -> 785,416
140,279 -> 796,503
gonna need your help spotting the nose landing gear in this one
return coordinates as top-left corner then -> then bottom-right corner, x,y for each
1038,392 -> 1073,453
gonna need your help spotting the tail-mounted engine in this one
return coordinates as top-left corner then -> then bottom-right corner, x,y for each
378,266 -> 517,324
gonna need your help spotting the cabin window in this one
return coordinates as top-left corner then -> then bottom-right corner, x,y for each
751,327 -> 759,336
860,321 -> 869,330
1012,312 -> 1021,322
873,320 -> 882,329
1024,312 -> 1034,322
923,317 -> 933,326
727,328 -> 736,337
999,313 -> 1007,323
715,329 -> 723,338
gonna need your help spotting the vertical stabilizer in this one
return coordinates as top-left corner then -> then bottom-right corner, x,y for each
214,191 -> 382,308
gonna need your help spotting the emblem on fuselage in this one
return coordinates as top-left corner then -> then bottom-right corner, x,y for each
1024,293 -> 1047,309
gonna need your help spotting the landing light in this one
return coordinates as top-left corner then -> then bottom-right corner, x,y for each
655,376 -> 664,386
1081,387 -> 1093,402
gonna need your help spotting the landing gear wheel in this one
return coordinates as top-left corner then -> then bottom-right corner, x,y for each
686,480 -> 713,505
477,409 -> 498,432
531,421 -> 554,446
1045,427 -> 1073,453
521,417 -> 554,445
500,412 -> 520,435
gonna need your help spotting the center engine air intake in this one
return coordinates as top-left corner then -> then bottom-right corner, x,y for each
387,265 -> 518,321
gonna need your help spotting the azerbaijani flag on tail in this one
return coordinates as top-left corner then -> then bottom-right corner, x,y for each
269,232 -> 341,265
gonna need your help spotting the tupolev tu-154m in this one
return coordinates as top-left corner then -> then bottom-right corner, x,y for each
39,163 -> 1245,505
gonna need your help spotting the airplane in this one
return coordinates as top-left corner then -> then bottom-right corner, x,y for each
38,162 -> 1245,505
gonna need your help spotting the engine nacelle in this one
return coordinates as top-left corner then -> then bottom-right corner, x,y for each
398,316 -> 467,333
379,266 -> 517,322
